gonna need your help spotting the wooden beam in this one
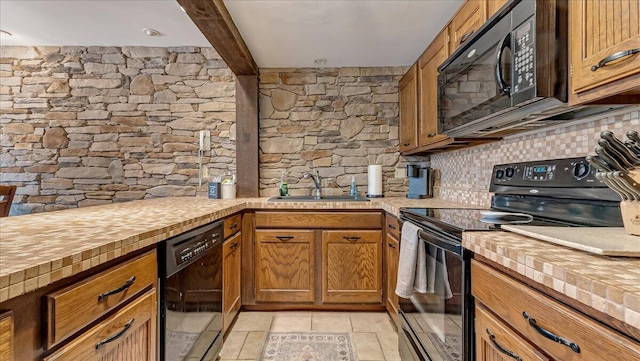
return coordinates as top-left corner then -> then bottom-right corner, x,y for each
235,75 -> 259,197
177,0 -> 258,75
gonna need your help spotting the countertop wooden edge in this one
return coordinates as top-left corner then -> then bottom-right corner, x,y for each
463,230 -> 640,341
0,196 -> 469,303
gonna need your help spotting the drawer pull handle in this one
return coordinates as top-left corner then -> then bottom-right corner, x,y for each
388,224 -> 396,230
522,312 -> 580,353
276,235 -> 294,241
230,242 -> 239,250
403,142 -> 410,147
460,30 -> 475,45
230,223 -> 238,229
591,48 -> 640,71
486,329 -> 522,361
343,236 -> 361,241
428,133 -> 436,138
98,276 -> 136,301
96,318 -> 134,349
388,242 -> 396,249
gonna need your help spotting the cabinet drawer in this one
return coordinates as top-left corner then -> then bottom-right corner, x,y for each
256,230 -> 314,244
322,230 -> 382,243
476,304 -> 549,361
46,251 -> 157,347
224,213 -> 242,239
472,261 -> 640,361
385,214 -> 400,239
255,212 -> 382,229
44,289 -> 156,361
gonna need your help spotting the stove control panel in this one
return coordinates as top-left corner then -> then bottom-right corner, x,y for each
490,157 -> 605,189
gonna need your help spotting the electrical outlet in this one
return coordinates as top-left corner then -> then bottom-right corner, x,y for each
199,130 -> 211,151
395,167 -> 407,178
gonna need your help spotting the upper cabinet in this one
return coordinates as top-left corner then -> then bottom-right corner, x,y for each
399,64 -> 418,152
418,30 -> 450,147
449,0 -> 485,53
570,0 -> 640,104
485,0 -> 508,19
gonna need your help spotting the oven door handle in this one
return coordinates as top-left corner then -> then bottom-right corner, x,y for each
495,32 -> 511,97
418,230 -> 462,255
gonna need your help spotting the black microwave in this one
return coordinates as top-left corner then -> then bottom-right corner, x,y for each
437,0 -> 618,138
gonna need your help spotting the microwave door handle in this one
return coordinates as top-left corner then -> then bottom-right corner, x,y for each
495,33 -> 511,96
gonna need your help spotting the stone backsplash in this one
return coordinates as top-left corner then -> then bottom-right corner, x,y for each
0,46 -> 236,215
258,67 -> 426,197
431,108 -> 640,207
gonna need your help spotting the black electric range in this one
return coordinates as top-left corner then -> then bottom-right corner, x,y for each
397,157 -> 623,361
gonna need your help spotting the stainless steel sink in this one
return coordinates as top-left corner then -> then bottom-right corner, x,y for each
268,195 -> 370,202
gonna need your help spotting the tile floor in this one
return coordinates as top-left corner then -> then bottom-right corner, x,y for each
219,311 -> 401,361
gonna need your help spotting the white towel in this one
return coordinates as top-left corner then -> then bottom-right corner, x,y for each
426,244 -> 453,299
395,221 -> 427,298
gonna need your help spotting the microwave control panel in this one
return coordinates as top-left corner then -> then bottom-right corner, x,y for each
512,18 -> 535,94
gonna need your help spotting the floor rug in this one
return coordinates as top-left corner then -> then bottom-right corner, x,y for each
425,333 -> 462,361
258,332 -> 359,361
165,330 -> 199,361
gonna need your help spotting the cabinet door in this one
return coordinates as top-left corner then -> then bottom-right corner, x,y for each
418,29 -> 450,147
399,64 -> 418,152
223,232 -> 242,332
255,230 -> 315,303
485,0 -> 508,19
449,0 -> 485,53
570,0 -> 640,94
385,234 -> 400,319
476,304 -> 549,361
43,289 -> 157,361
322,230 -> 382,303
0,311 -> 12,361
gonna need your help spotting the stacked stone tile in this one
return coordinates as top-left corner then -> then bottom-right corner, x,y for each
0,46 -> 236,214
259,67 -> 422,197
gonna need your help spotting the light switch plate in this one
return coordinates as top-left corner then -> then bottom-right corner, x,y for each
199,130 -> 211,151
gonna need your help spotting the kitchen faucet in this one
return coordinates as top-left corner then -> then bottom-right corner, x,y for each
303,170 -> 322,198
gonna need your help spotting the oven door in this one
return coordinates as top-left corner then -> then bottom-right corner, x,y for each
398,227 -> 474,361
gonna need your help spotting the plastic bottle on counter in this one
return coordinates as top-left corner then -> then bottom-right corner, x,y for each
279,170 -> 289,196
350,175 -> 357,197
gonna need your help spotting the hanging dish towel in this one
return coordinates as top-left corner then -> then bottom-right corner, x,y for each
425,244 -> 453,299
395,221 -> 427,298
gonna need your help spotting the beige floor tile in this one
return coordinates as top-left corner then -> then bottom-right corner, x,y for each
219,331 -> 247,359
353,332 -> 385,360
232,312 -> 274,331
376,332 -> 401,361
311,312 -> 353,332
238,331 -> 267,360
350,312 -> 395,333
270,312 -> 312,332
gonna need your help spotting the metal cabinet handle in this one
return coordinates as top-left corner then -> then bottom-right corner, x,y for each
388,242 -> 396,249
98,276 -> 136,301
403,142 -> 410,147
388,224 -> 396,230
230,223 -> 238,229
427,133 -> 436,138
276,235 -> 294,241
230,242 -> 239,250
486,329 -> 522,361
591,48 -> 640,71
460,30 -> 475,44
343,236 -> 361,241
522,312 -> 580,353
95,318 -> 134,349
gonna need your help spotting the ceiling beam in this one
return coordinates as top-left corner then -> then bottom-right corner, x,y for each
177,0 -> 258,75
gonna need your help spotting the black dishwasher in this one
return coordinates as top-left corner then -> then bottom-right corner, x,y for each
158,220 -> 224,361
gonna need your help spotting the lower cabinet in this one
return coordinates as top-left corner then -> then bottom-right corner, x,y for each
223,232 -> 242,332
384,233 -> 399,319
321,230 -> 382,303
0,311 -> 12,361
43,289 -> 157,361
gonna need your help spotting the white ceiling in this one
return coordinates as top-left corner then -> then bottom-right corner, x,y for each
223,0 -> 463,67
0,1 -> 210,47
0,0 -> 463,68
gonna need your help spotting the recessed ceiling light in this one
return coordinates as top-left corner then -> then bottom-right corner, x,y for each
313,58 -> 327,65
142,28 -> 162,37
0,30 -> 12,37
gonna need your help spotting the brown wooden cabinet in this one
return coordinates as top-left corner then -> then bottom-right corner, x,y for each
473,260 -> 640,361
0,312 -> 12,361
570,0 -> 640,104
484,0 -> 508,19
384,233 -> 399,323
321,230 -> 382,303
254,230 -> 315,303
399,64 -> 418,152
43,289 -> 157,361
223,232 -> 242,332
449,0 -> 485,53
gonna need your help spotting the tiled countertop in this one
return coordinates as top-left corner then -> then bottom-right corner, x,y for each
0,196 -> 469,303
464,231 -> 640,334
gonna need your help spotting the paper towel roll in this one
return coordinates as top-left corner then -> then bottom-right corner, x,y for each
367,165 -> 383,197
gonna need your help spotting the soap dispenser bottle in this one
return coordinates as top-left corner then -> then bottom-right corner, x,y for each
279,170 -> 289,196
350,175 -> 357,197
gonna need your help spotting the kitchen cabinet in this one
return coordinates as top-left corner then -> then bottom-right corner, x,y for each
399,64 -> 418,152
0,311 -> 12,361
485,0 -> 508,19
449,0 -> 485,53
472,260 -> 640,361
223,232 -> 242,333
384,232 -> 399,323
569,0 -> 640,104
321,230 -> 382,303
43,289 -> 157,361
250,211 -> 383,307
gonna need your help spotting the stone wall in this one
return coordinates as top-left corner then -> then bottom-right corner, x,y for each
259,67 -> 424,197
0,46 -> 236,215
